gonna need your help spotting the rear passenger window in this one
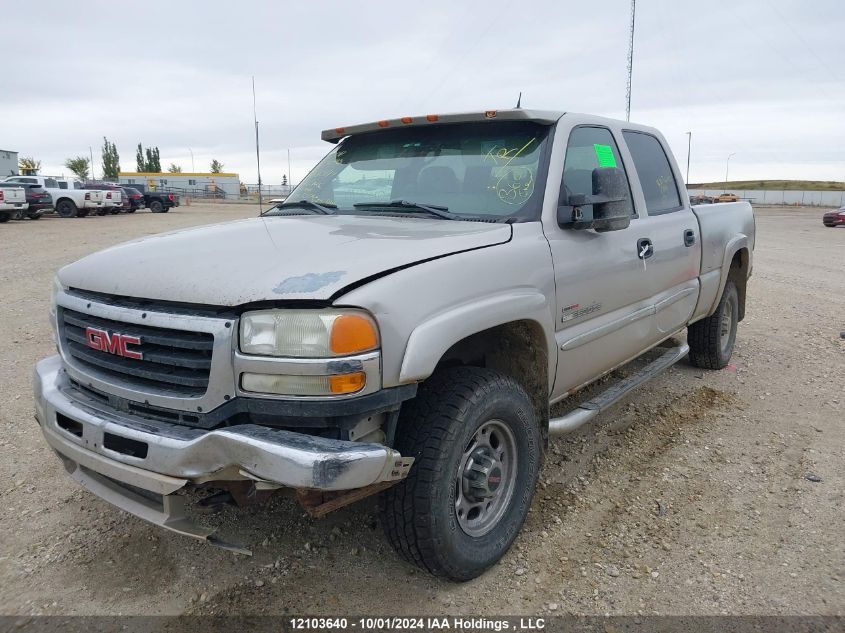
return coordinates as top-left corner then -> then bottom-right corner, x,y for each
622,131 -> 682,215
58,181 -> 68,189
45,178 -> 58,188
561,126 -> 634,217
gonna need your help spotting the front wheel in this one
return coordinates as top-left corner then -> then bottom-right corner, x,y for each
688,280 -> 739,369
380,366 -> 541,581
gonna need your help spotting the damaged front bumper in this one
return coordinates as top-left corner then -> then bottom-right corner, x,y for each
34,355 -> 413,550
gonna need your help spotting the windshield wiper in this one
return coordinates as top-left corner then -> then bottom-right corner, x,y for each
264,199 -> 337,216
353,199 -> 459,221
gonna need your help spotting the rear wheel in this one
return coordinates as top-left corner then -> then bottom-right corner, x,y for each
380,366 -> 541,581
0,212 -> 11,223
26,211 -> 42,220
77,209 -> 90,218
149,200 -> 164,213
688,280 -> 739,369
56,199 -> 78,218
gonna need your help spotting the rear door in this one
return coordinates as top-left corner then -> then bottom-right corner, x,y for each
621,130 -> 701,336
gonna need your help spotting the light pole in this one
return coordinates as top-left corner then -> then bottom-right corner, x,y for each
188,148 -> 195,172
287,148 -> 292,193
685,132 -> 692,183
725,153 -> 736,192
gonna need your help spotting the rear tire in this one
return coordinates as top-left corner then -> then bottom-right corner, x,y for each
688,280 -> 739,369
26,212 -> 42,220
0,212 -> 11,223
77,209 -> 90,218
379,366 -> 541,581
56,199 -> 78,218
149,200 -> 164,213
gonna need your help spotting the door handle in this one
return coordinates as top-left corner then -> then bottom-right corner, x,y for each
684,229 -> 696,247
637,238 -> 653,259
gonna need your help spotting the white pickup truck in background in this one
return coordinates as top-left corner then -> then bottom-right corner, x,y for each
3,175 -> 104,217
0,184 -> 28,222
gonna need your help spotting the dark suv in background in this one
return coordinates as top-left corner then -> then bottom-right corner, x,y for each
0,181 -> 52,219
121,186 -> 145,212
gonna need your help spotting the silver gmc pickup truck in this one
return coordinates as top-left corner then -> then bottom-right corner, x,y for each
35,109 -> 754,580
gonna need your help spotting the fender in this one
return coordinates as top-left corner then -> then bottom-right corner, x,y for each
708,235 -> 749,316
398,289 -> 555,386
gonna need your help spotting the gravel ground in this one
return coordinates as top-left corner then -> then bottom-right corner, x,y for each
0,203 -> 842,616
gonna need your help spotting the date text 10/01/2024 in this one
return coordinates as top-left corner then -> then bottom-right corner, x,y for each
289,617 -> 547,630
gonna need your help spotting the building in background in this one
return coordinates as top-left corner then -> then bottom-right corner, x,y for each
117,171 -> 240,198
0,149 -> 19,177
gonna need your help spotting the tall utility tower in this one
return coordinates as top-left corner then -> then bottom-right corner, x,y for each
625,0 -> 636,122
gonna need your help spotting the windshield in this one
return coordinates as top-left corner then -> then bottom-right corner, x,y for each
270,121 -> 551,221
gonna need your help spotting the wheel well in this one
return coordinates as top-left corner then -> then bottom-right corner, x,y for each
728,248 -> 749,321
433,320 -> 549,437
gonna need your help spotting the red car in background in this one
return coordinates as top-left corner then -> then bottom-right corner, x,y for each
823,206 -> 845,227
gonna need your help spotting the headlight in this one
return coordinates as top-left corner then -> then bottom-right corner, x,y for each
50,275 -> 63,316
239,309 -> 379,358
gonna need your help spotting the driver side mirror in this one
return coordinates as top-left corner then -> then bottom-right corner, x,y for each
557,167 -> 632,232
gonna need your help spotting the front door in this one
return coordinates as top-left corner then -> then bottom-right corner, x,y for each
544,125 -> 656,399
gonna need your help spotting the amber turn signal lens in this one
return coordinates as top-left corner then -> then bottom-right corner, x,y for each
329,372 -> 366,394
329,314 -> 378,355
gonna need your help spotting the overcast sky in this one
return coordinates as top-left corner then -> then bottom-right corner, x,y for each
3,0 -> 843,185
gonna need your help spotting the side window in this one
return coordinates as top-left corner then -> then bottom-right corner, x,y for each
45,178 -> 58,188
561,126 -> 634,218
73,181 -> 83,189
58,181 -> 68,189
622,131 -> 682,215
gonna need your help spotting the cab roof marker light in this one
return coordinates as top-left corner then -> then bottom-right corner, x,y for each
377,120 -> 389,128
401,117 -> 413,124
426,114 -> 439,122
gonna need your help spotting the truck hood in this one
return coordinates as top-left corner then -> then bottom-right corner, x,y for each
58,215 -> 511,305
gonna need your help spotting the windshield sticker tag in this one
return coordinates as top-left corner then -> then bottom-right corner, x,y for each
594,144 -> 617,168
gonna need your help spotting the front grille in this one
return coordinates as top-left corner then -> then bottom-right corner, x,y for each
60,308 -> 214,396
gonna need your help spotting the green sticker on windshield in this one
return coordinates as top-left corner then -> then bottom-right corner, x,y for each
594,144 -> 617,168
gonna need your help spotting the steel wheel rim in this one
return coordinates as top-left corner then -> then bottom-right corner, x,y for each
455,419 -> 518,537
720,300 -> 734,353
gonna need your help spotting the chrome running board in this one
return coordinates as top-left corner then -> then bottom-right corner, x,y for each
548,343 -> 690,436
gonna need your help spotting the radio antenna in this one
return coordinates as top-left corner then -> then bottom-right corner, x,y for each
515,91 -> 522,108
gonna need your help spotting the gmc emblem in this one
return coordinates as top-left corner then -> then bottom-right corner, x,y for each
84,327 -> 143,360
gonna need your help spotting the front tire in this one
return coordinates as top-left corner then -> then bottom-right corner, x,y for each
380,366 -> 541,581
688,280 -> 739,369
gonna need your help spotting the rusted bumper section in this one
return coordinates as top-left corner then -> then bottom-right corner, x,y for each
34,355 -> 413,550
